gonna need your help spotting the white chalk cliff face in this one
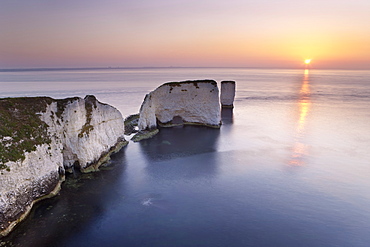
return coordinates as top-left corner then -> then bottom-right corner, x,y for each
220,81 -> 236,107
0,95 -> 126,236
138,80 -> 221,130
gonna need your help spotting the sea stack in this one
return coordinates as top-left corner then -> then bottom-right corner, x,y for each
134,80 -> 221,141
220,81 -> 236,108
0,95 -> 127,236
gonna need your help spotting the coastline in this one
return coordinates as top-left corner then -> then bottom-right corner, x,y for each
0,138 -> 128,238
0,177 -> 64,237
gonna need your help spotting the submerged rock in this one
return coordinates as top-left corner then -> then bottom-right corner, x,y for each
0,95 -> 127,236
137,80 -> 221,134
131,129 -> 159,142
220,81 -> 236,108
124,114 -> 140,135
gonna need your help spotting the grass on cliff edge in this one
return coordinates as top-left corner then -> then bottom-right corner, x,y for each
0,97 -> 79,169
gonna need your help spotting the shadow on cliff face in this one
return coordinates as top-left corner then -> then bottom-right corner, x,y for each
221,108 -> 234,125
139,125 -> 220,180
1,147 -> 128,247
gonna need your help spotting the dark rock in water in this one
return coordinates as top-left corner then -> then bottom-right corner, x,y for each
220,80 -> 236,108
132,129 -> 159,142
124,114 -> 140,135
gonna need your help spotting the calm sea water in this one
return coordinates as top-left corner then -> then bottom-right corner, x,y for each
1,68 -> 370,247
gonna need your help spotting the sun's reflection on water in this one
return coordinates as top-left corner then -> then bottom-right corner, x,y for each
289,69 -> 311,166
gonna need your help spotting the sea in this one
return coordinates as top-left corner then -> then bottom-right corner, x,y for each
0,68 -> 369,247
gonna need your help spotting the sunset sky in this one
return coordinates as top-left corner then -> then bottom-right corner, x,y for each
1,0 -> 370,69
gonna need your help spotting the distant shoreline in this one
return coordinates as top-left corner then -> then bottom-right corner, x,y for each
1,67 -> 370,72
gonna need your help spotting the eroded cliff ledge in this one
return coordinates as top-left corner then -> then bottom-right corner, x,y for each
133,80 -> 221,141
0,95 -> 127,236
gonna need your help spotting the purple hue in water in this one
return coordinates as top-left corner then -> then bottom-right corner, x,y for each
1,68 -> 370,246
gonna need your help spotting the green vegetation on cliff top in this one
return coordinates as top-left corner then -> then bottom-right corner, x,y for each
0,97 -> 53,167
0,96 -> 80,168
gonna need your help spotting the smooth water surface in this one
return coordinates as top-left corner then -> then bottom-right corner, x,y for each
1,68 -> 370,247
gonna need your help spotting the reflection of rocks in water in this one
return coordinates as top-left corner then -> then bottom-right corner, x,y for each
140,126 -> 220,180
139,125 -> 220,162
221,108 -> 234,124
2,148 -> 128,247
145,151 -> 219,180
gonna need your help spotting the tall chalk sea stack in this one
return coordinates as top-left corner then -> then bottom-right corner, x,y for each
220,81 -> 236,108
138,80 -> 221,132
0,95 -> 127,236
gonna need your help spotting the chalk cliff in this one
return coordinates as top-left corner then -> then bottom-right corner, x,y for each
220,81 -> 236,108
137,80 -> 221,132
0,95 -> 127,236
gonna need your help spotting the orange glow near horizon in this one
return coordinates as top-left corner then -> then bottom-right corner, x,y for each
1,1 -> 370,69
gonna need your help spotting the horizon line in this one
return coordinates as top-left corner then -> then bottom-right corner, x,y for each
1,66 -> 369,72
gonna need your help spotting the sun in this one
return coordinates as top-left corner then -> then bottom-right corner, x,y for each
304,59 -> 311,65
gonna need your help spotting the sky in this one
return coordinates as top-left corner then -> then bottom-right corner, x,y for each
1,0 -> 370,69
